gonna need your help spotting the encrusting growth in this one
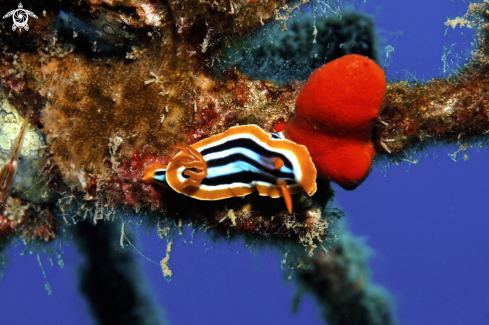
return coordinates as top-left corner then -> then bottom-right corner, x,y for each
285,54 -> 386,190
372,2 -> 489,159
0,0 -> 341,250
1,0 -> 488,251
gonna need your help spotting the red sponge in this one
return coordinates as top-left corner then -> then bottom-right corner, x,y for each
285,54 -> 386,189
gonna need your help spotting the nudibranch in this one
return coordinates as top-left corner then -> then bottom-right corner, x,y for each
284,54 -> 386,190
143,125 -> 317,213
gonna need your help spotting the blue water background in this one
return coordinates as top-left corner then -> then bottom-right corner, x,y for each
1,0 -> 489,324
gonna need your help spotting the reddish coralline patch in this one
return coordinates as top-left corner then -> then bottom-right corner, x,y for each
0,197 -> 57,242
34,217 -> 57,242
141,151 -> 163,168
238,218 -> 257,232
183,72 -> 273,145
400,118 -> 417,136
130,153 -> 142,169
88,176 -> 98,192
102,175 -> 163,209
101,147 -> 168,209
186,127 -> 207,144
0,57 -> 28,95
121,182 -> 141,207
0,217 -> 14,237
117,147 -> 166,183
232,82 -> 250,107
201,108 -> 219,126
0,76 -> 27,94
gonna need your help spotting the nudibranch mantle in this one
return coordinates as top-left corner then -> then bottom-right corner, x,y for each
143,125 -> 317,213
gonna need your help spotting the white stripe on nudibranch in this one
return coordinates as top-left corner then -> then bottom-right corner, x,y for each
143,125 -> 317,213
202,147 -> 295,177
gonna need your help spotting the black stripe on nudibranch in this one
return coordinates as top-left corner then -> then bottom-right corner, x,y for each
200,171 -> 296,187
269,132 -> 283,140
205,153 -> 295,177
201,137 -> 294,170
